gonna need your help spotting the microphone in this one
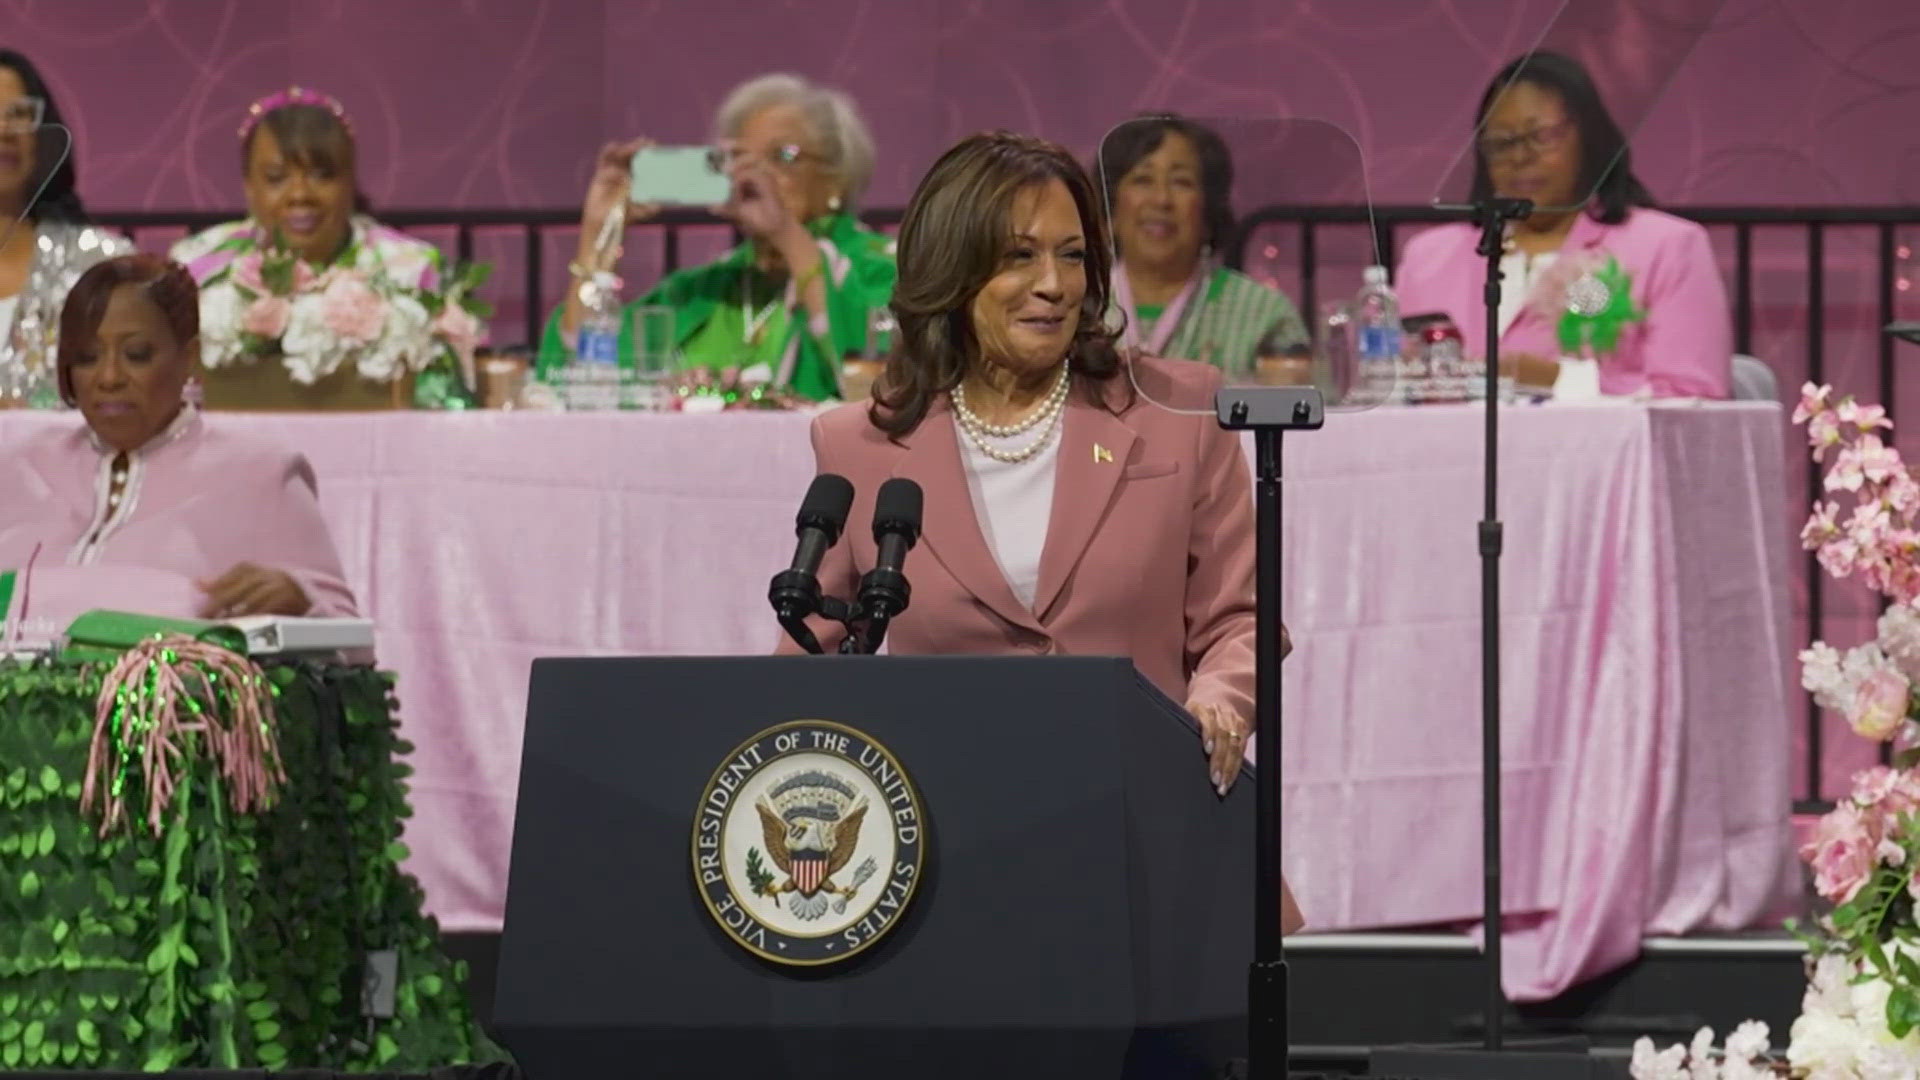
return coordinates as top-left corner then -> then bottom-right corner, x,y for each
856,478 -> 923,654
769,474 -> 855,655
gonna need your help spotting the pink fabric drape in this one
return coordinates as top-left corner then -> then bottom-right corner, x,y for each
0,404 -> 1799,999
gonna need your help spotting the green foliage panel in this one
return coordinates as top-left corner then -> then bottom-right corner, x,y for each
0,660 -> 502,1071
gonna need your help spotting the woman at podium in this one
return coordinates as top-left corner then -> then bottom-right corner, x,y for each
0,255 -> 357,621
784,130 -> 1301,932
1394,50 -> 1732,400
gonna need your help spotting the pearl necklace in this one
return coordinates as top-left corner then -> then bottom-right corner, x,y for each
953,368 -> 1070,464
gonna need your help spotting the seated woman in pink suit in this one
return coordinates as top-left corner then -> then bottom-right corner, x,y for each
1394,50 -> 1732,400
782,131 -> 1302,932
0,254 -> 356,620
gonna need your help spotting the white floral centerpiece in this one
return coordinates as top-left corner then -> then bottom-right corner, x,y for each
193,228 -> 490,392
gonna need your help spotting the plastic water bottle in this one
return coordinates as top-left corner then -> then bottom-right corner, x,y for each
567,271 -> 623,409
1354,265 -> 1402,401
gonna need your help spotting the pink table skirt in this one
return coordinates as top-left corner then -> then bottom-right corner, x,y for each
0,401 -> 1798,1001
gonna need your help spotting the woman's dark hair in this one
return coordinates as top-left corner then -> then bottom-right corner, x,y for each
240,103 -> 371,213
0,49 -> 89,224
873,131 -> 1125,439
1094,113 -> 1236,252
56,254 -> 199,406
1469,50 -> 1652,225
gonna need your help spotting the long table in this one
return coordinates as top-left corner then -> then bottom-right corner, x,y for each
0,402 -> 1799,1001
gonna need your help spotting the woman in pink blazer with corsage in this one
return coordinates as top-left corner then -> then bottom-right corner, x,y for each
1395,50 -> 1732,401
780,131 -> 1301,933
0,255 -> 356,623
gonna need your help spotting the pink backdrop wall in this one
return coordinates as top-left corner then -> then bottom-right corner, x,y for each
7,0 -> 1918,211
10,0 -> 1920,799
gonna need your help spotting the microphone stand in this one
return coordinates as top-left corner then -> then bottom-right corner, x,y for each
1449,195 -> 1529,1054
1216,385 -> 1323,1080
1370,195 -> 1613,1080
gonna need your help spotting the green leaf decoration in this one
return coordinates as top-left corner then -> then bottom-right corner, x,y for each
145,938 -> 175,976
1892,985 -> 1920,1040
1555,255 -> 1646,359
0,660 -> 501,1070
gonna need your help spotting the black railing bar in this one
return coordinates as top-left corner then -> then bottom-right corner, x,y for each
1806,221 -> 1826,802
1733,223 -> 1753,358
95,204 -> 1920,232
524,224 -> 542,351
1299,220 -> 1317,333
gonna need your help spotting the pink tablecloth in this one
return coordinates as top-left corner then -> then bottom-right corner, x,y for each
0,401 -> 1797,1001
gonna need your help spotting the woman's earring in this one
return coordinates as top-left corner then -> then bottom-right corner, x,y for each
828,193 -> 843,212
182,377 -> 204,408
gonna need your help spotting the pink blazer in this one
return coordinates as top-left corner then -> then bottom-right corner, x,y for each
0,409 -> 358,619
783,356 -> 1259,723
1394,207 -> 1733,399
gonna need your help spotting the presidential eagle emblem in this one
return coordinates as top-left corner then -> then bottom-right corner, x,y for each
749,770 -> 879,920
693,720 -> 926,966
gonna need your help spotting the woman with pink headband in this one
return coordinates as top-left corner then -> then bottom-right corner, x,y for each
169,88 -> 475,409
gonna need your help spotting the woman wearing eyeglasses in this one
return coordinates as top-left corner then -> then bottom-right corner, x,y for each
540,73 -> 897,402
1393,51 -> 1732,400
0,50 -> 134,408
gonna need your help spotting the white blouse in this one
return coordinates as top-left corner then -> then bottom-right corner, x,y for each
955,415 -> 1061,612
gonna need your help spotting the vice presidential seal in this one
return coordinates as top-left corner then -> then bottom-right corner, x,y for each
692,720 -> 926,966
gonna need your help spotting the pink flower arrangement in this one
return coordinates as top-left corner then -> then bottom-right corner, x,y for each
240,295 -> 290,339
316,271 -> 388,344
197,231 -> 492,389
1749,385 -> 1920,1068
1798,383 -> 1920,605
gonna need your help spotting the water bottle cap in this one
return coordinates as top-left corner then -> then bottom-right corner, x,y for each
1362,265 -> 1389,285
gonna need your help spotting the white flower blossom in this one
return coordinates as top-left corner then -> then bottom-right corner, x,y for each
1724,1020 -> 1771,1062
1808,954 -> 1859,1020
1881,604 -> 1920,684
1791,1008 -> 1864,1076
196,282 -> 247,368
280,293 -> 349,384
356,293 -> 433,382
1631,1037 -> 1693,1080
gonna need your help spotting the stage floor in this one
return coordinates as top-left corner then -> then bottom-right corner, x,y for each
443,925 -> 1807,1077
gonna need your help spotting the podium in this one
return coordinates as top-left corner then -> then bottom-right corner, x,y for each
493,655 -> 1255,1079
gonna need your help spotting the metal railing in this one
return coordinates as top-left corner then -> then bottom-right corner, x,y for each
97,202 -> 1920,803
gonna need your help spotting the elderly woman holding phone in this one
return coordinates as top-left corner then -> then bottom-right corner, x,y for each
540,73 -> 896,402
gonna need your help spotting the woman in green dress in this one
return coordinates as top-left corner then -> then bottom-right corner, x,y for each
541,74 -> 895,401
1095,114 -> 1306,371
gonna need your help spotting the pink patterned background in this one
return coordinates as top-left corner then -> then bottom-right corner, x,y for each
7,0 -> 1918,210
10,0 -> 1920,797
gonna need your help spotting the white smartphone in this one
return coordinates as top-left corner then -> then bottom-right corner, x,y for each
628,146 -> 731,207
